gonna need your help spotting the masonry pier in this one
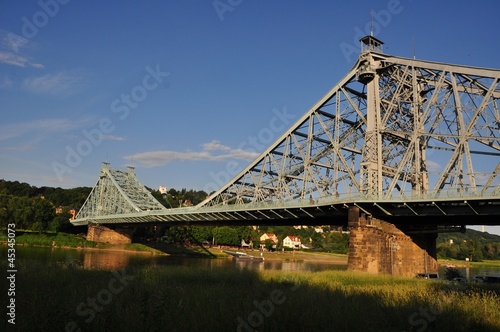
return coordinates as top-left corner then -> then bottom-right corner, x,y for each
86,223 -> 134,244
347,206 -> 438,277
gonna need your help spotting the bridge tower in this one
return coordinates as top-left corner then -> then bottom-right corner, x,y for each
358,35 -> 429,198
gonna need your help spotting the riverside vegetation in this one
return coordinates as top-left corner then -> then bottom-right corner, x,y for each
2,259 -> 499,332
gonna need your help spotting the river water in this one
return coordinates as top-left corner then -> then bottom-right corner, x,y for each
7,246 -> 348,272
5,246 -> 500,279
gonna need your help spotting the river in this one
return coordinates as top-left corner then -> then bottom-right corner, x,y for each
5,246 -> 500,279
7,246 -> 348,272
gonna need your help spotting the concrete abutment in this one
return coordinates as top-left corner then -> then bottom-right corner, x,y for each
86,223 -> 134,244
347,206 -> 438,276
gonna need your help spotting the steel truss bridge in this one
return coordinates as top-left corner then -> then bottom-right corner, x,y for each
72,36 -> 500,229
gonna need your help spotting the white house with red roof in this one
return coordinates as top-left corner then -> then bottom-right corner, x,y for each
259,233 -> 278,249
283,235 -> 301,249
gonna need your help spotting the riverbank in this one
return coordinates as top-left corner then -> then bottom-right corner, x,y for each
4,231 -> 500,267
0,231 -> 348,261
0,231 -> 169,255
438,258 -> 500,269
4,259 -> 499,331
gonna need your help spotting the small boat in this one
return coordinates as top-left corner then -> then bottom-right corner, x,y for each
223,250 -> 264,262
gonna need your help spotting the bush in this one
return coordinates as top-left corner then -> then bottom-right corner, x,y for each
444,267 -> 463,281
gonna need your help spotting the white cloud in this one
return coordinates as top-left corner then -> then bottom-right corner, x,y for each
0,30 -> 43,68
0,118 -> 81,141
0,30 -> 29,53
426,160 -> 440,171
23,71 -> 84,96
125,140 -> 259,167
0,51 -> 28,67
202,141 -> 231,151
103,134 -> 126,141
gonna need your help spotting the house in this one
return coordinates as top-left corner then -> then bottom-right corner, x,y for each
241,239 -> 253,248
56,206 -> 77,220
260,233 -> 278,249
283,236 -> 301,249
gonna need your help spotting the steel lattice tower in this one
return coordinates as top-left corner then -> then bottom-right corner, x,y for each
199,35 -> 500,207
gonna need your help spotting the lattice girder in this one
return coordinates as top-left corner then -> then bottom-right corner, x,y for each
198,44 -> 500,208
75,163 -> 166,219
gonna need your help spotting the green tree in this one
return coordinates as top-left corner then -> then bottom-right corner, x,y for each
444,267 -> 463,281
31,221 -> 43,233
10,196 -> 34,229
212,226 -> 239,246
190,226 -> 214,243
33,198 -> 55,230
0,194 -> 12,228
163,226 -> 189,245
50,210 -> 73,232
264,239 -> 274,251
323,231 -> 349,253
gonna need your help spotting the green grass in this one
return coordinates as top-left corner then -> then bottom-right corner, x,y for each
4,231 -> 99,248
4,260 -> 499,332
439,258 -> 500,268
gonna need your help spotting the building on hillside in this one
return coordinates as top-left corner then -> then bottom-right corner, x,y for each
283,235 -> 301,249
182,199 -> 193,207
56,206 -> 77,220
260,233 -> 278,249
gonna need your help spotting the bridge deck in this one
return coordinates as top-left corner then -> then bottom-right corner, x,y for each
72,189 -> 500,226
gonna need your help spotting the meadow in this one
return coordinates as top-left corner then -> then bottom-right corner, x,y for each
3,259 -> 499,332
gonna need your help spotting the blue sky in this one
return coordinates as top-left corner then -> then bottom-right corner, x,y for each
1,0 -> 499,234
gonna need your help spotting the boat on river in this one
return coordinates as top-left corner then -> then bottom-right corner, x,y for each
223,250 -> 264,262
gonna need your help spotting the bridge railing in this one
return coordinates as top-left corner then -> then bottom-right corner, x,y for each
190,186 -> 500,214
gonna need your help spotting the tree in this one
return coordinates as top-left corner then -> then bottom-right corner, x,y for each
31,221 -> 43,233
10,196 -> 34,229
33,198 -> 55,230
163,226 -> 190,245
444,267 -> 463,281
0,194 -> 12,228
323,231 -> 349,254
212,226 -> 239,246
50,210 -> 73,232
190,226 -> 214,243
264,239 -> 274,251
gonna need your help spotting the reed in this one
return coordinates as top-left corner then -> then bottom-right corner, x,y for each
4,259 -> 499,332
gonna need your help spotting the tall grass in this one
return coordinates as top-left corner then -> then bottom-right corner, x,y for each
4,259 -> 499,332
7,231 -> 98,248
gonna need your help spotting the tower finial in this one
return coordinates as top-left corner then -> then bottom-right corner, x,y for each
412,34 -> 416,59
370,10 -> 374,37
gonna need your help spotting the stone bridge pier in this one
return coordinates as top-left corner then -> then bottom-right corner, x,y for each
347,206 -> 438,277
86,223 -> 135,244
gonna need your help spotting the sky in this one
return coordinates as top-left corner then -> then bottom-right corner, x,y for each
1,0 -> 499,234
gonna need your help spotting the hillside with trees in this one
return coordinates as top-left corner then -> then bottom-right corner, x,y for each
0,180 -> 91,232
437,228 -> 500,261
